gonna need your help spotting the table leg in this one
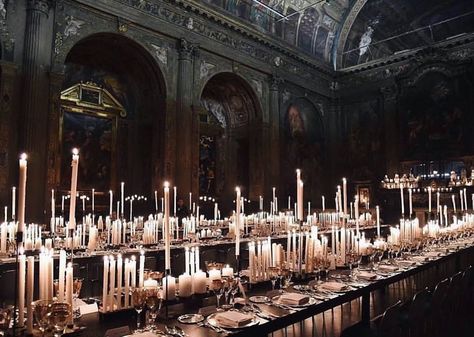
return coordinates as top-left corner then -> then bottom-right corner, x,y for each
361,292 -> 370,325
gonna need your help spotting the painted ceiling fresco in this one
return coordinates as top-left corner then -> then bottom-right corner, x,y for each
199,0 -> 474,68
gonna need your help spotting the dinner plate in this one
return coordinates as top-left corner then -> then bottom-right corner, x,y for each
271,295 -> 317,308
177,313 -> 205,324
249,295 -> 270,303
206,312 -> 259,329
293,285 -> 311,291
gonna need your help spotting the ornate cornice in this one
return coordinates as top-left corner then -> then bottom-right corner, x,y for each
102,0 -> 332,76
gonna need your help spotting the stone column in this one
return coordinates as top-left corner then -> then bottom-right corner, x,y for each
21,0 -> 54,222
268,75 -> 282,197
381,85 -> 399,175
0,62 -> 18,207
175,38 -> 196,197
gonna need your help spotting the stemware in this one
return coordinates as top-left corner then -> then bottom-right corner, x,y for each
267,267 -> 279,290
0,306 -> 12,336
33,300 -> 52,336
48,301 -> 71,337
145,287 -> 162,331
72,278 -> 83,318
220,277 -> 233,310
210,279 -> 224,310
132,287 -> 146,331
230,277 -> 240,305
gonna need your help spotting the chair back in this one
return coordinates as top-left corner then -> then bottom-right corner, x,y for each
378,300 -> 402,337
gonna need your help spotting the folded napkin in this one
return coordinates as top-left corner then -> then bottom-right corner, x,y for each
425,251 -> 441,258
357,271 -> 377,281
319,281 -> 347,292
397,260 -> 416,267
215,311 -> 253,328
278,293 -> 310,306
378,264 -> 399,272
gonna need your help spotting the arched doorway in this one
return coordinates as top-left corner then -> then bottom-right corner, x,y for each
199,73 -> 262,213
282,98 -> 324,204
57,33 -> 166,209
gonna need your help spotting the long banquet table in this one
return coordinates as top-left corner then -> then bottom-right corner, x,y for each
68,235 -> 474,337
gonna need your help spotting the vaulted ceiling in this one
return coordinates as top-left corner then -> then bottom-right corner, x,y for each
200,0 -> 474,70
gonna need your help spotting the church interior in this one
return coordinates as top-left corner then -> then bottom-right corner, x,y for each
1,0 -> 474,336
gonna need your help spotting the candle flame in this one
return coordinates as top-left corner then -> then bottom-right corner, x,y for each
20,153 -> 27,160
164,181 -> 170,188
72,148 -> 79,155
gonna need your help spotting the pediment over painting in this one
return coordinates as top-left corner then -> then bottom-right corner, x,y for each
60,82 -> 126,117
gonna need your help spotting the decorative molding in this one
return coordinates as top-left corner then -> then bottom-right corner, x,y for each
0,0 -> 13,58
334,0 -> 368,69
199,60 -> 215,80
150,43 -> 168,66
270,75 -> 284,91
27,0 -> 55,15
178,38 -> 197,60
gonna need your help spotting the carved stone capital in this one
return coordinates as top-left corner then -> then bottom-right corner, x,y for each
380,85 -> 398,100
270,75 -> 284,91
178,38 -> 198,60
27,0 -> 54,15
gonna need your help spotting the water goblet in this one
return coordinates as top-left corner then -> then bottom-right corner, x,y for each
48,301 -> 71,337
145,288 -> 162,331
132,287 -> 146,331
33,300 -> 52,336
211,279 -> 224,310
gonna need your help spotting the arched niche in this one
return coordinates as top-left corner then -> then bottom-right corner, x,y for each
199,72 -> 262,210
281,97 -> 324,204
400,69 -> 474,161
56,33 -> 166,200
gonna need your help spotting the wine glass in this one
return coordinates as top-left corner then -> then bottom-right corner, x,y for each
145,288 -> 162,331
220,277 -> 233,310
72,278 -> 83,319
0,306 -> 12,336
48,301 -> 71,337
267,267 -> 279,290
132,288 -> 146,332
211,279 -> 224,310
33,300 -> 52,336
230,277 -> 240,306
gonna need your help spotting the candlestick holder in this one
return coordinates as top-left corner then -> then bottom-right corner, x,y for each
164,268 -> 170,319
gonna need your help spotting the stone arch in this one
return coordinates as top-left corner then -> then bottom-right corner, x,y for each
47,32 -> 167,208
198,72 -> 264,213
281,96 -> 325,204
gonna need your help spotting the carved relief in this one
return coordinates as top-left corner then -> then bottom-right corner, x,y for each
200,61 -> 215,80
150,43 -> 168,66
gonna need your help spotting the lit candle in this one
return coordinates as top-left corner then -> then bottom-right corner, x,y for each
173,186 -> 177,216
428,187 -> 432,213
51,189 -> 55,221
108,256 -> 115,311
120,182 -> 125,216
26,255 -> 34,333
139,250 -> 145,287
400,186 -> 405,216
452,194 -> 457,213
68,149 -> 79,230
109,190 -> 113,216
66,262 -> 73,306
154,190 -> 158,213
11,186 -> 16,221
322,195 -> 325,212
342,178 -> 347,216
58,250 -> 66,302
102,256 -> 109,312
18,154 -> 28,234
189,192 -> 192,209
117,254 -> 123,309
437,192 -> 440,212
376,206 -> 380,238
92,188 -> 95,214
124,258 -> 130,307
179,273 -> 192,297
162,275 -> 176,301
235,187 -> 241,257
464,188 -> 467,213
192,270 -> 207,294
18,248 -> 25,327
164,182 -> 171,271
